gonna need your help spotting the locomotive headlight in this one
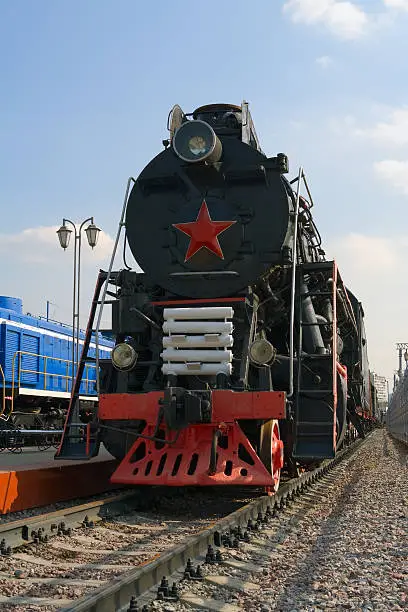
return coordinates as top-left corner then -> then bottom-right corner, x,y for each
188,135 -> 207,156
111,343 -> 138,371
249,339 -> 276,366
173,120 -> 222,164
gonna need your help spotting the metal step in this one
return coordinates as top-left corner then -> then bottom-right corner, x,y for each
296,420 -> 334,427
298,389 -> 334,395
301,291 -> 333,298
298,353 -> 332,360
295,432 -> 333,437
300,321 -> 332,327
301,262 -> 334,273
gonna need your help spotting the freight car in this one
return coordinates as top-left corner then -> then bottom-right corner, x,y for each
57,101 -> 373,491
0,295 -> 112,447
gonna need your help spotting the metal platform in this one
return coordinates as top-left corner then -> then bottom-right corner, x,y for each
0,444 -> 113,470
0,445 -> 119,515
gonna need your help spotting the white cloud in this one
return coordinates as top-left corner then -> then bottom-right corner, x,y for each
283,0 -> 405,39
383,0 -> 408,10
283,0 -> 369,39
315,55 -> 333,68
352,107 -> 408,194
330,233 -> 397,272
328,233 -> 407,381
0,225 -> 115,325
355,108 -> 408,146
0,225 -> 114,264
288,119 -> 306,130
283,0 -> 336,24
373,159 -> 408,194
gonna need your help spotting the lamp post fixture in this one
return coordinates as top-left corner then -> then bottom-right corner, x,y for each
57,217 -> 101,386
396,342 -> 408,379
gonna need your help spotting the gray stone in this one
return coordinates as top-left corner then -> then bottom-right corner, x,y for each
205,575 -> 261,592
180,594 -> 243,611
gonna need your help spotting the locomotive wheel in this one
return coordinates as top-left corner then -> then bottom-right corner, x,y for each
259,419 -> 284,491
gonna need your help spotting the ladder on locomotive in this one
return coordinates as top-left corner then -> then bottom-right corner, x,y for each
286,169 -> 337,459
55,177 -> 135,460
292,261 -> 338,459
55,271 -> 118,459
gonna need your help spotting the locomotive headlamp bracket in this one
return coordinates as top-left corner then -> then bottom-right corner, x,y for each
249,338 -> 277,366
173,120 -> 222,164
111,343 -> 138,371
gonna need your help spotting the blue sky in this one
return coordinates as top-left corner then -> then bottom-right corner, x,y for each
1,0 -> 408,381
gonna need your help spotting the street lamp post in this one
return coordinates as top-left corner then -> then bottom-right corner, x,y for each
396,342 -> 408,379
57,218 -> 101,386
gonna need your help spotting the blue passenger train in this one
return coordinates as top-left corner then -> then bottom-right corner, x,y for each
0,295 -> 112,440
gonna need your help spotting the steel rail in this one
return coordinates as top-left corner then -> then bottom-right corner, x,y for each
0,490 -> 139,550
61,435 -> 368,612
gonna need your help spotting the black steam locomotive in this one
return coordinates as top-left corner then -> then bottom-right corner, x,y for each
57,102 -> 372,490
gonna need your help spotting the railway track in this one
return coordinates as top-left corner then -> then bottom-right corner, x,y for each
0,484 -> 257,610
0,434 -> 370,612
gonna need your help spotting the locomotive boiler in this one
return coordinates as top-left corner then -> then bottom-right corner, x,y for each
57,101 -> 372,491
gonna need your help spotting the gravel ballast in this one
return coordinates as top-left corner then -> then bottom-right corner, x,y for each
148,429 -> 407,612
0,429 -> 406,611
239,429 -> 408,611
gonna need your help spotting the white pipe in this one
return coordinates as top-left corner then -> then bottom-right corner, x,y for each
162,362 -> 231,376
161,349 -> 232,362
163,321 -> 233,334
164,307 -> 233,320
163,334 -> 233,348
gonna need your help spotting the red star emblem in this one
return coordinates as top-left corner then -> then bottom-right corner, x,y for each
173,200 -> 236,262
